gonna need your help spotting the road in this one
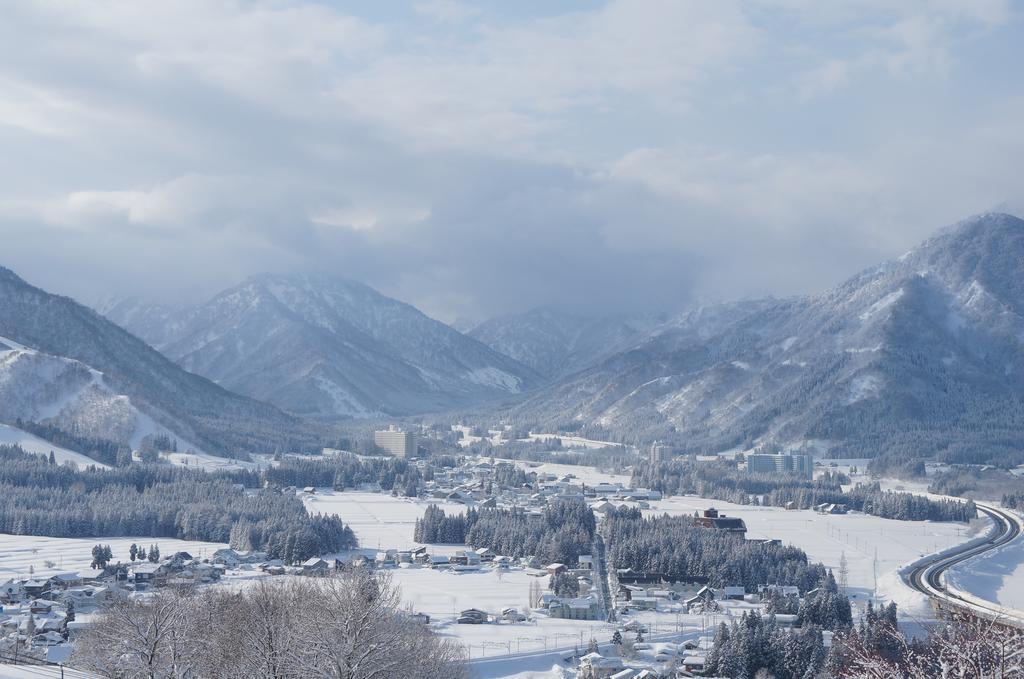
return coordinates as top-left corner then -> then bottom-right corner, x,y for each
904,501 -> 1024,627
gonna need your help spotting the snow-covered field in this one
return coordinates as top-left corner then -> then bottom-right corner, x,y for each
946,509 -> 1024,612
500,459 -> 631,487
0,534 -> 226,580
302,490 -> 468,554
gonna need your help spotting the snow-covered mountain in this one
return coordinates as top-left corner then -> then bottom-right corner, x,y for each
469,308 -> 670,380
0,267 -> 320,459
513,214 -> 1024,466
105,273 -> 540,418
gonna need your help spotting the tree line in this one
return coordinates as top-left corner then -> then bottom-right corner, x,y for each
414,498 -> 596,565
604,507 -> 828,592
633,459 -> 976,522
0,445 -> 354,563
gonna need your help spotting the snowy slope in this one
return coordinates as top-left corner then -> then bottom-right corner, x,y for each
0,422 -> 106,468
0,334 -> 202,457
106,273 -> 541,418
515,213 -> 1024,465
0,266 -> 321,458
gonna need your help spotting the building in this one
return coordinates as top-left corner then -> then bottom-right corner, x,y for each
649,442 -> 672,464
747,452 -> 813,479
694,508 -> 747,537
374,425 -> 418,458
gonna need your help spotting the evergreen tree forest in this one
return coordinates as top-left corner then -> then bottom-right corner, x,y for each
633,459 -> 975,521
414,498 -> 596,565
704,613 -> 827,679
604,507 -> 828,592
0,445 -> 354,562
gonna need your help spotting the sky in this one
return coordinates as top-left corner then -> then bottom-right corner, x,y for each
1,0 -> 1023,324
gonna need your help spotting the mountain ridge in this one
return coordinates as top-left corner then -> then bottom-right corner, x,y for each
0,266 -> 323,458
506,213 -> 1024,466
105,272 -> 541,419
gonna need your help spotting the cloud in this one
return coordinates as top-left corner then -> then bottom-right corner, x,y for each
0,0 -> 1022,324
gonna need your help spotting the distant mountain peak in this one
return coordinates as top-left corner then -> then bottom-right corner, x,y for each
105,272 -> 539,419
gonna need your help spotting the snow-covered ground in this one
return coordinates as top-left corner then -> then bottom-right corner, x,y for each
498,459 -> 631,487
0,534 -> 226,580
945,509 -> 1024,612
302,490 -> 468,554
524,434 -> 618,450
0,422 -> 106,469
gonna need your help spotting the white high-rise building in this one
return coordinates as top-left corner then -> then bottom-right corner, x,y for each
746,452 -> 813,479
374,425 -> 418,458
649,442 -> 672,464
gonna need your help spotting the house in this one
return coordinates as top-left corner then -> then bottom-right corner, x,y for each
626,596 -> 658,611
616,584 -> 645,602
409,612 -> 430,625
501,607 -> 526,622
761,584 -> 800,598
429,555 -> 451,568
0,580 -> 25,603
546,563 -> 567,576
128,562 -> 164,587
475,547 -> 495,562
578,555 -> 595,570
299,557 -> 325,573
29,599 -> 60,615
212,548 -> 243,566
815,503 -> 848,515
479,497 -> 497,509
694,508 -> 747,537
302,487 -> 316,494
47,573 -> 83,590
451,551 -> 481,567
684,586 -> 718,612
720,586 -> 745,600
301,557 -> 330,575
681,655 -> 707,673
578,652 -> 625,678
549,596 -> 600,620
23,580 -> 50,599
457,608 -> 489,624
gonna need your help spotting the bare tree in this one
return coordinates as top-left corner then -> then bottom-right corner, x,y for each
832,615 -> 1024,679
299,569 -> 466,679
73,570 -> 466,679
74,588 -> 193,679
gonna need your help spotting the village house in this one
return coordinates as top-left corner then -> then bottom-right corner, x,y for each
548,596 -> 600,620
578,651 -> 625,678
694,508 -> 747,537
457,608 -> 489,624
128,562 -> 164,588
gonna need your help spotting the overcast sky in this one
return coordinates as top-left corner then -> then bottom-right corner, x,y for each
2,1 -> 1023,323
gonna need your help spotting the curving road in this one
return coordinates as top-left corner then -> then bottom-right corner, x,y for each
904,502 -> 1024,627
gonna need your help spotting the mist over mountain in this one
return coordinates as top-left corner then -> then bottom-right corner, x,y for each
104,273 -> 540,419
469,308 -> 670,381
0,267 -> 321,459
506,213 -> 1024,467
